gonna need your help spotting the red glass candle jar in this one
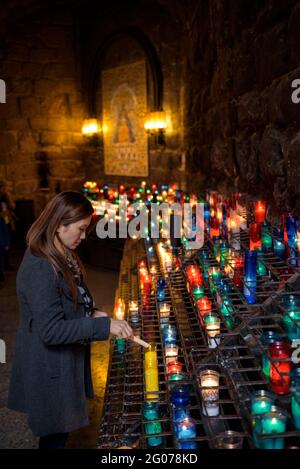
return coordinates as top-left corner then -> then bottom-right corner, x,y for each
250,223 -> 262,250
210,217 -> 220,238
254,201 -> 266,223
167,360 -> 183,376
233,256 -> 244,287
196,297 -> 212,319
269,341 -> 291,395
186,265 -> 203,287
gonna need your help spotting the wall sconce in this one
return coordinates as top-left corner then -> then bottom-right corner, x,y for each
144,110 -> 167,146
82,118 -> 101,145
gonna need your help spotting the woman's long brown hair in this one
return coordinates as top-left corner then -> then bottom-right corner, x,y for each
26,191 -> 94,302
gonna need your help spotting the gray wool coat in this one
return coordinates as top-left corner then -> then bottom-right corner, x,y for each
7,247 -> 111,437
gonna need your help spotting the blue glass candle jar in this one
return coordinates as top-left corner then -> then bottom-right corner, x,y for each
274,239 -> 286,259
286,214 -> 297,248
157,278 -> 166,303
261,331 -> 283,380
142,402 -> 163,447
261,405 -> 287,449
251,390 -> 274,449
204,203 -> 210,222
162,324 -> 177,344
173,407 -> 190,424
175,417 -> 197,449
171,385 -> 191,407
281,295 -> 300,341
291,368 -> 300,430
243,249 -> 257,304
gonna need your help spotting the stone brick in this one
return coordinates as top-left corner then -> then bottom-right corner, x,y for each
50,159 -> 83,178
29,117 -> 48,130
289,3 -> 300,67
40,95 -> 70,117
40,131 -> 71,146
34,79 -> 57,97
259,126 -> 286,185
47,117 -> 69,131
0,131 -> 18,156
30,47 -> 65,64
0,98 -> 20,119
7,43 -> 29,61
21,63 -> 43,79
286,132 -> 300,196
14,179 -> 38,198
268,70 -> 300,126
42,63 -> 75,79
254,22 -> 290,88
38,26 -> 72,48
20,96 -> 41,116
237,91 -> 267,131
12,161 -> 37,180
18,131 -> 38,152
8,77 -> 33,96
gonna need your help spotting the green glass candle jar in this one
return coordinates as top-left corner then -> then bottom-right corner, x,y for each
220,298 -> 238,330
262,222 -> 273,249
261,406 -> 287,449
115,337 -> 126,353
251,390 -> 275,449
291,368 -> 300,430
193,285 -> 205,300
142,402 -> 163,447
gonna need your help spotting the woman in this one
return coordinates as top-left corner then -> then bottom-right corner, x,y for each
8,191 -> 133,449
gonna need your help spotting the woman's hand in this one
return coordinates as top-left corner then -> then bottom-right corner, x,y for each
91,309 -> 108,318
110,319 -> 133,339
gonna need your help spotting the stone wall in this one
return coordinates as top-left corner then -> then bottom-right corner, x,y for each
0,0 -> 187,216
185,0 -> 300,213
0,3 -> 86,215
2,0 -> 300,216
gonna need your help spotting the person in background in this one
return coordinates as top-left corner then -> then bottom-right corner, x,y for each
8,191 -> 133,449
0,209 -> 10,286
0,180 -> 16,270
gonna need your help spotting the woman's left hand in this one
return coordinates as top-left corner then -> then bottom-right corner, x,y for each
91,309 -> 108,318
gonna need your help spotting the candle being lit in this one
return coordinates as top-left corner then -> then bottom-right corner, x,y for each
144,344 -> 159,401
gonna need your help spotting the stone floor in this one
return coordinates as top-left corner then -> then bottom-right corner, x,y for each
0,247 -> 118,449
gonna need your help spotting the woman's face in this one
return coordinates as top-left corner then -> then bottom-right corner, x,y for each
56,215 -> 93,250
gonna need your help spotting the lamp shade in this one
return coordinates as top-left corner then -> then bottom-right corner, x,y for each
144,111 -> 167,131
82,118 -> 100,136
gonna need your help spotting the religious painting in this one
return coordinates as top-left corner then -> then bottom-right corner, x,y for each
102,60 -> 148,176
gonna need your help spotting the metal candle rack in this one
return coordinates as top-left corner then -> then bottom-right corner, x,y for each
98,210 -> 300,448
